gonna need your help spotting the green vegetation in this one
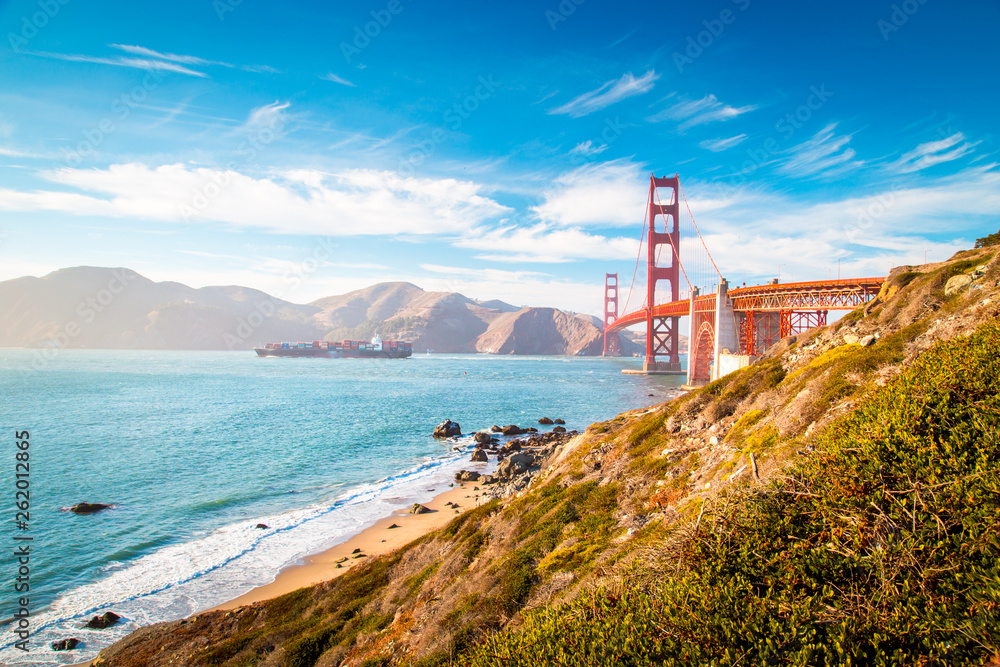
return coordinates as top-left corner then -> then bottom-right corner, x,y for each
975,229 -> 1000,248
725,408 -> 767,444
462,321 -> 1000,666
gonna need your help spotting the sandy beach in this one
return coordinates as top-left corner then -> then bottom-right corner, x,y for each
212,482 -> 485,610
68,481 -> 487,666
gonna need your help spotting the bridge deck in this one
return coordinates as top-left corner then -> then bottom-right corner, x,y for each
606,277 -> 885,334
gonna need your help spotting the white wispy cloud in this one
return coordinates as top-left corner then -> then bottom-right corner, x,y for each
699,134 -> 748,152
30,45 -> 272,79
30,50 -> 210,77
241,101 -> 291,133
780,123 -> 863,178
321,72 -> 356,87
0,163 -> 510,236
568,140 -> 608,157
890,132 -> 978,173
549,71 -> 659,118
109,44 -> 232,67
647,94 -> 756,131
532,159 -> 649,227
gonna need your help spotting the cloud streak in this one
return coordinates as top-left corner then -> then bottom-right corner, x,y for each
29,50 -> 210,77
780,123 -> 863,178
699,134 -> 748,152
549,71 -> 659,118
648,94 -> 756,131
890,132 -> 978,173
321,72 -> 357,87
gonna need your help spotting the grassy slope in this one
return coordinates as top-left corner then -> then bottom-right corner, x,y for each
93,249 -> 1000,666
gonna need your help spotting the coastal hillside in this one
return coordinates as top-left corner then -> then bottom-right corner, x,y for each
0,266 -> 322,350
309,282 -> 617,355
0,269 -> 633,355
89,246 -> 1000,665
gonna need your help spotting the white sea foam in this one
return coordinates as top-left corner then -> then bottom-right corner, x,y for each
0,443 -> 488,667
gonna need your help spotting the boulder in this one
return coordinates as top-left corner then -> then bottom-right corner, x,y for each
501,425 -> 525,436
497,452 -> 535,479
70,503 -> 111,515
433,420 -> 462,438
552,426 -> 566,433
255,523 -> 269,529
471,449 -> 488,462
480,474 -> 497,485
84,612 -> 120,629
842,332 -> 861,345
538,417 -> 553,425
410,503 -> 431,514
859,335 -> 876,347
498,441 -> 522,456
455,470 -> 481,482
473,431 -> 493,445
490,425 -> 503,433
52,638 -> 80,651
554,419 -> 565,424
945,273 -> 973,296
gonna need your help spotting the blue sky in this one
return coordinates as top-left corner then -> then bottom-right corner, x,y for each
0,0 -> 998,315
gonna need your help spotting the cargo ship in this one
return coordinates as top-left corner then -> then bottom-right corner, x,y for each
255,334 -> 412,359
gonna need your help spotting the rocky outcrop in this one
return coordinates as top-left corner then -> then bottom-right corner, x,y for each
538,417 -> 553,425
52,638 -> 80,651
84,612 -> 120,629
433,420 -> 462,438
69,503 -> 112,515
471,449 -> 489,462
455,470 -> 481,482
410,504 -> 431,515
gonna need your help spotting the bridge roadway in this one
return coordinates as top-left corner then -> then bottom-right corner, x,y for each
605,276 -> 886,335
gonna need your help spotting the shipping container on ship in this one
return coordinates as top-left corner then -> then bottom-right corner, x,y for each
255,334 -> 412,359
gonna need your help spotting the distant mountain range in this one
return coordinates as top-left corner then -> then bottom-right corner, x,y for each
0,267 -> 663,356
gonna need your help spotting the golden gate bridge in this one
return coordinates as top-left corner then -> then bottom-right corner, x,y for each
602,174 -> 884,385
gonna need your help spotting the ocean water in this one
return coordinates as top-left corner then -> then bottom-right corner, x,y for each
0,350 -> 685,665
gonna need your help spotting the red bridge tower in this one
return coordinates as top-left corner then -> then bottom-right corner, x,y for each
602,273 -> 620,356
645,175 -> 683,372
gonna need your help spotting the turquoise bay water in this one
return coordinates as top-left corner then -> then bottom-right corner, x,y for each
0,350 -> 685,665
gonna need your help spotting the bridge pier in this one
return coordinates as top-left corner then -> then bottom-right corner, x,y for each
686,280 -> 740,386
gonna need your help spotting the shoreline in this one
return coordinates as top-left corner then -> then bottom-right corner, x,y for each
70,481 -> 488,667
211,482 -> 485,610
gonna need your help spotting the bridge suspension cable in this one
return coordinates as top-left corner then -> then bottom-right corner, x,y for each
679,180 -> 723,283
619,186 -> 651,318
